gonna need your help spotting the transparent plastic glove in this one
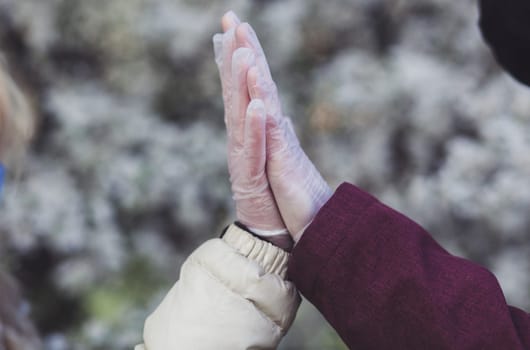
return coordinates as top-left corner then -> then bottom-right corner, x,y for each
236,21 -> 333,242
213,12 -> 288,238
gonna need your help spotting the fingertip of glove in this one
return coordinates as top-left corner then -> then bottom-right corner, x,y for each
222,27 -> 236,46
213,34 -> 223,65
248,99 -> 266,116
235,22 -> 254,45
247,66 -> 260,96
232,47 -> 255,66
213,33 -> 223,44
222,10 -> 241,32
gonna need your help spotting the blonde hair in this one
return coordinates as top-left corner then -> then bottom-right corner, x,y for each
0,60 -> 34,166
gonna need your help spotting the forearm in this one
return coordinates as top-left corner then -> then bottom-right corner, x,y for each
289,182 -> 530,349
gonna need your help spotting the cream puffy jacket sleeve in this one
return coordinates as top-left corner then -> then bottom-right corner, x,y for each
135,224 -> 301,350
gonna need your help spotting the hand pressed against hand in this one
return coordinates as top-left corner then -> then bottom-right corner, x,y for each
224,13 -> 333,242
213,12 -> 288,237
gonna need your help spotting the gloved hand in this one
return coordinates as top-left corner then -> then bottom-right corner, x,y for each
221,13 -> 333,242
213,12 -> 288,239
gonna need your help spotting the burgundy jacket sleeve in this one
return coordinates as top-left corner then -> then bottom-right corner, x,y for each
288,182 -> 530,350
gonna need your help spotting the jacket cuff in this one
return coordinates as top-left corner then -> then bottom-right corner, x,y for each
288,182 -> 378,295
223,224 -> 290,279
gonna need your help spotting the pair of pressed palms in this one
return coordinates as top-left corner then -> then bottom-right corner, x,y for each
213,11 -> 332,243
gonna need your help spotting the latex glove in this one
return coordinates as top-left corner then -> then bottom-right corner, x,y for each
234,20 -> 333,242
213,12 -> 288,238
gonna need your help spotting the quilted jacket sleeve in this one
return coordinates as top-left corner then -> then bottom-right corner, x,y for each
136,224 -> 300,350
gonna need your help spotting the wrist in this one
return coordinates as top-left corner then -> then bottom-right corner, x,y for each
233,221 -> 293,252
292,182 -> 332,243
247,227 -> 288,236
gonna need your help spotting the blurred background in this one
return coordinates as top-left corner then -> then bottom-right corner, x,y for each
0,0 -> 529,349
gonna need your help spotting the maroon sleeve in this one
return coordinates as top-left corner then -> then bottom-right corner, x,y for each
288,182 -> 530,349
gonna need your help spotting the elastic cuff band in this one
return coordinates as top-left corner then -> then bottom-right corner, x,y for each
229,221 -> 293,251
247,227 -> 288,237
223,224 -> 290,278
